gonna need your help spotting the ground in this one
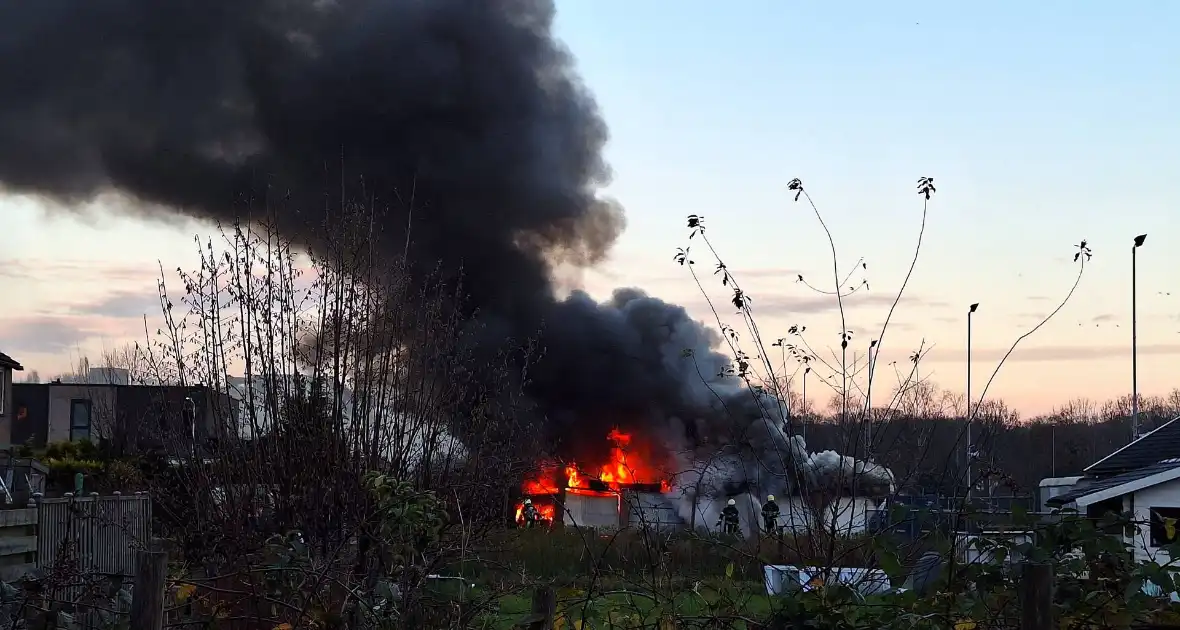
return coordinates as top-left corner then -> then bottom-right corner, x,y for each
450,580 -> 775,629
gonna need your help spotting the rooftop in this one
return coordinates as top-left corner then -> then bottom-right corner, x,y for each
0,352 -> 23,371
1049,459 -> 1180,507
1084,416 -> 1180,477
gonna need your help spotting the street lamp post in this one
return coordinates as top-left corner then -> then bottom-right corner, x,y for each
1133,234 -> 1146,441
802,365 -> 810,441
866,341 -> 875,458
967,303 -> 979,500
184,396 -> 197,458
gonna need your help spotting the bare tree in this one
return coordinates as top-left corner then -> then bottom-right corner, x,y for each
112,199 -> 542,628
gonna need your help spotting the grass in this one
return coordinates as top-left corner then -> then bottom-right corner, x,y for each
416,527 -> 899,627
477,581 -> 774,629
415,526 -> 909,628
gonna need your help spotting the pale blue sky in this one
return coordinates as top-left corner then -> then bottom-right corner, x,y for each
2,1 -> 1178,415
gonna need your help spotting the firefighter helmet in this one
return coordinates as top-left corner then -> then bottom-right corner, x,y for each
767,495 -> 775,502
727,498 -> 736,506
523,499 -> 532,505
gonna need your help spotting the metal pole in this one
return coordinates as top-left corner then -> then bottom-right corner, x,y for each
967,303 -> 978,500
802,367 -> 809,441
866,344 -> 873,457
1130,234 -> 1146,440
1132,243 -> 1139,441
1051,425 -> 1056,477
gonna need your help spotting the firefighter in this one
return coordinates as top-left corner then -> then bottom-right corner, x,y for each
717,498 -> 741,535
522,499 -> 541,528
761,494 -> 780,535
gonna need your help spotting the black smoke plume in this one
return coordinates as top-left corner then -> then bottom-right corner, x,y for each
0,0 -> 772,464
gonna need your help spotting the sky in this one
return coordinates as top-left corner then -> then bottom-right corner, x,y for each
1,1 -> 1178,416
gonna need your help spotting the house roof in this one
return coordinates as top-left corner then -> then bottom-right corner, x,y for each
1084,416 -> 1180,476
0,352 -> 23,371
1038,476 -> 1083,488
1049,459 -> 1180,508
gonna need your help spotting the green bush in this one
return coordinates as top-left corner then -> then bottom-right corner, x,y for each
43,439 -> 99,462
36,440 -> 147,494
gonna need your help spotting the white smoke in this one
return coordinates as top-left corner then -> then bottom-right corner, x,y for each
382,412 -> 470,473
226,374 -> 467,474
663,410 -> 894,536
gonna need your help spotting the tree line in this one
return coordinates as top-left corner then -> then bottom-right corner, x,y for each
796,383 -> 1180,497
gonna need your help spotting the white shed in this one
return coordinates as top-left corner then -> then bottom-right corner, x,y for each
1055,459 -> 1180,563
1037,476 -> 1083,512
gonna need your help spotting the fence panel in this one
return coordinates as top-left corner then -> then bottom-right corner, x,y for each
36,493 -> 152,578
0,508 -> 38,582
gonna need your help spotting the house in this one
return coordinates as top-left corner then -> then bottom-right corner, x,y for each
0,352 -> 24,447
11,379 -> 236,456
1037,476 -> 1083,512
1048,416 -> 1180,562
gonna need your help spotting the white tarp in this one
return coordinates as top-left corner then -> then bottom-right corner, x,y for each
764,565 -> 891,596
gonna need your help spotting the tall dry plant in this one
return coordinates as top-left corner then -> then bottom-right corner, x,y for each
115,198 -> 541,627
674,177 -> 1094,572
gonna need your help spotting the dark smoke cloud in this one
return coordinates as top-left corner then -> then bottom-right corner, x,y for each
0,0 -> 775,462
1,0 -> 621,314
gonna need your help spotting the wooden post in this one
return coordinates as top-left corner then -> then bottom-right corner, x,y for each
1019,562 -> 1053,630
129,542 -> 168,630
618,490 -> 631,530
525,586 -> 556,630
554,467 -> 567,531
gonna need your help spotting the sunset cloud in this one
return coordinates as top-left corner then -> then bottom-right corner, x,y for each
925,343 -> 1180,363
0,317 -> 98,354
680,291 -> 949,316
65,290 -> 161,319
0,258 -> 157,284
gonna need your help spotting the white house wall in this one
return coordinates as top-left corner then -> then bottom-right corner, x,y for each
1127,479 -> 1180,564
625,492 -> 683,529
779,497 -> 814,533
564,493 -> 620,530
776,496 -> 880,537
824,497 -> 878,537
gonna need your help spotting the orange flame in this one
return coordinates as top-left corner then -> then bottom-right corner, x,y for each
514,501 -> 556,524
564,429 -> 669,492
522,463 -> 560,495
520,428 -> 672,500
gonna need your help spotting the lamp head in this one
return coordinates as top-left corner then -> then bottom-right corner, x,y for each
1134,234 -> 1147,247
969,303 -> 979,313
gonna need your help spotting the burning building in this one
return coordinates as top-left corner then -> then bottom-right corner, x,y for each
515,429 -> 677,530
1,0 -> 893,528
516,422 -> 893,537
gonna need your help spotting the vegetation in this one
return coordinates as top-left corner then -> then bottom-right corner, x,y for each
10,177 -> 1179,629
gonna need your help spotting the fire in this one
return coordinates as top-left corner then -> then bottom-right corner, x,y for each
519,428 -> 672,503
514,501 -> 556,525
522,464 -> 560,495
564,428 -> 670,492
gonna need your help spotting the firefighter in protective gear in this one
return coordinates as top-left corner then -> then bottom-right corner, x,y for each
761,494 -> 781,535
522,499 -> 541,528
717,498 -> 741,535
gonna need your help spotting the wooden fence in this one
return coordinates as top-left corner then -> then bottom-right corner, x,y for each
0,507 -> 37,582
36,492 -> 152,578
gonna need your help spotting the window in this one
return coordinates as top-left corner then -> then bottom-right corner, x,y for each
1149,507 -> 1180,547
70,399 -> 92,442
0,369 -> 7,415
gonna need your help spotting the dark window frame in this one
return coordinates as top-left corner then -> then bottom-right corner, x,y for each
69,398 -> 92,442
0,369 -> 7,416
1149,506 -> 1180,547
